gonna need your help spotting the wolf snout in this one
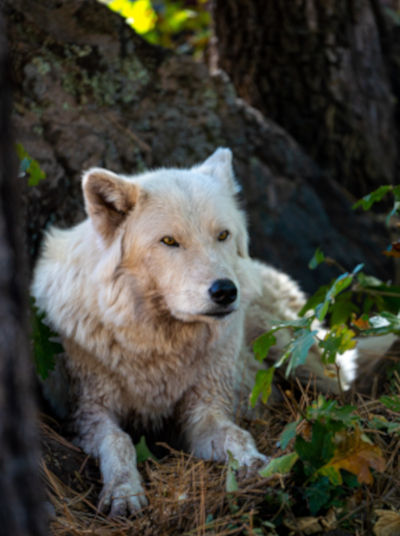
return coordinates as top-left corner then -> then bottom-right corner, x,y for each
208,279 -> 237,306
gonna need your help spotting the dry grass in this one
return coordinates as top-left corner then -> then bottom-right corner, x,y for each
40,379 -> 400,536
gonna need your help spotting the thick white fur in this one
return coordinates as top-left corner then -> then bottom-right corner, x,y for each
31,148 -> 393,516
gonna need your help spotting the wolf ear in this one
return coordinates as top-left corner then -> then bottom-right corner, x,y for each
196,147 -> 241,194
82,168 -> 139,242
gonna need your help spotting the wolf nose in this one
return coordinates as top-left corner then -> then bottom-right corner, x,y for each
208,279 -> 237,306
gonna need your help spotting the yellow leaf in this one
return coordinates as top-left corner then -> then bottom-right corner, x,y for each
321,427 -> 385,485
374,510 -> 400,536
108,0 -> 157,34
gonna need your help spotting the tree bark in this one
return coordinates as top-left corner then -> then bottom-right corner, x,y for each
5,0 -> 394,293
213,0 -> 398,195
0,10 -> 47,536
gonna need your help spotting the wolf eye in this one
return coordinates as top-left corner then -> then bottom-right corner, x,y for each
217,230 -> 230,242
161,236 -> 180,247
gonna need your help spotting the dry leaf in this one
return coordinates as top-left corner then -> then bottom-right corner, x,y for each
284,510 -> 337,535
284,516 -> 322,534
321,427 -> 385,485
374,510 -> 400,536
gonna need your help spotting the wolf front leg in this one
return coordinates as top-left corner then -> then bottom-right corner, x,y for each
75,407 -> 148,516
180,382 -> 268,469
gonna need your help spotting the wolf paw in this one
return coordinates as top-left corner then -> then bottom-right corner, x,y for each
224,428 -> 269,471
99,477 -> 148,517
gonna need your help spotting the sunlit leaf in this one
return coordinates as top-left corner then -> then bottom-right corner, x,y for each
259,452 -> 299,478
108,0 -> 157,33
16,142 -> 46,186
253,331 -> 276,362
357,273 -> 383,287
250,368 -> 275,407
318,465 -> 342,485
286,329 -> 318,376
319,325 -> 356,364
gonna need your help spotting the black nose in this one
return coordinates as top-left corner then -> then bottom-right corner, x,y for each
208,279 -> 237,306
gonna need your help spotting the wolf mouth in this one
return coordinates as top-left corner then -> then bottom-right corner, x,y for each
203,309 -> 235,318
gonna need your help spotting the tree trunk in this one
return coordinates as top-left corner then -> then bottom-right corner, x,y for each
0,11 -> 47,536
213,0 -> 398,195
5,0 -> 394,293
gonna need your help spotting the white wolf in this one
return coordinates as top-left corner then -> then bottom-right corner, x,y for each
31,148 -> 393,516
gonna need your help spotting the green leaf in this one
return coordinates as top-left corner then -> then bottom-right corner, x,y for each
329,292 -> 359,326
253,331 -> 276,362
250,368 -> 275,407
318,465 -> 342,485
279,420 -> 300,449
369,416 -> 400,434
259,452 -> 299,478
319,325 -> 356,364
299,285 -> 329,317
295,421 -> 335,470
386,200 -> 400,226
31,298 -> 63,379
380,395 -> 400,412
361,312 -> 400,335
286,329 -> 318,376
352,185 -> 392,211
309,247 -> 325,270
315,300 -> 330,322
135,435 -> 157,463
16,142 -> 46,186
357,273 -> 383,288
304,476 -> 332,515
315,266 -> 362,322
268,317 -> 312,331
226,450 -> 239,493
306,396 -> 358,427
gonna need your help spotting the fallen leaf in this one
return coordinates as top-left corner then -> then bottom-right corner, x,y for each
283,509 -> 337,534
284,516 -> 322,534
319,427 -> 385,485
374,509 -> 400,536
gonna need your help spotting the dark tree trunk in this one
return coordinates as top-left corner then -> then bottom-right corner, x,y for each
0,11 -> 47,536
213,0 -> 398,195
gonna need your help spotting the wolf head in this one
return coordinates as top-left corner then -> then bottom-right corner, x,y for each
82,148 -> 249,323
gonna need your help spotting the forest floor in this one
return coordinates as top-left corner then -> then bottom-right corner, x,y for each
40,374 -> 400,536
